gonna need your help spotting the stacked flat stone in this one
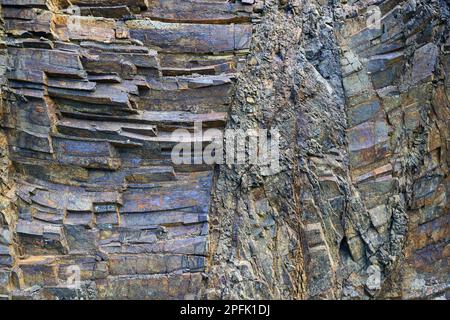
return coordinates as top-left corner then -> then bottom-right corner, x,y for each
0,0 -> 259,300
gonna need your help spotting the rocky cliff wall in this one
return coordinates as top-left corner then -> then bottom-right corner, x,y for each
0,0 -> 260,300
0,3 -> 16,299
0,0 -> 448,300
207,0 -> 351,299
336,0 -> 449,299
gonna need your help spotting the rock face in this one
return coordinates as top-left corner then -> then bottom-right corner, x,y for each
0,0 -> 448,300
333,0 -> 449,299
0,0 -> 256,300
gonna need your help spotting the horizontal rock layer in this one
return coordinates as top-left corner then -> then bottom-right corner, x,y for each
0,0 -> 448,300
0,0 -> 259,300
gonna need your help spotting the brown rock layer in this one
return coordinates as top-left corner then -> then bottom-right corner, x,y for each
0,0 -> 448,300
0,0 -> 259,300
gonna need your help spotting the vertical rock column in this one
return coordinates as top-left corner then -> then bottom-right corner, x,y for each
207,0 -> 358,300
0,0 -> 260,299
335,0 -> 449,298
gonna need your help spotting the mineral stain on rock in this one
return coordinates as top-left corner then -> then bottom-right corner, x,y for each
0,0 -> 448,300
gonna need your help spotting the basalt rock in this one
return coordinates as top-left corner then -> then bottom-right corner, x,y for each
0,0 -> 448,300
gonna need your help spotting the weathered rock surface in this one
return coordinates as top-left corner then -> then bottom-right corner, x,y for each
0,0 -> 257,300
0,0 -> 448,300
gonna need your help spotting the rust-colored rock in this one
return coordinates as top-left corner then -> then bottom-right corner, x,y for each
0,0 -> 448,300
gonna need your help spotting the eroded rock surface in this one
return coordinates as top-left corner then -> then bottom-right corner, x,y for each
0,0 -> 448,300
0,0 -> 259,300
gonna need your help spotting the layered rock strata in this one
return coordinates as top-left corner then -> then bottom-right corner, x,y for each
0,0 -> 448,300
0,0 -> 259,300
